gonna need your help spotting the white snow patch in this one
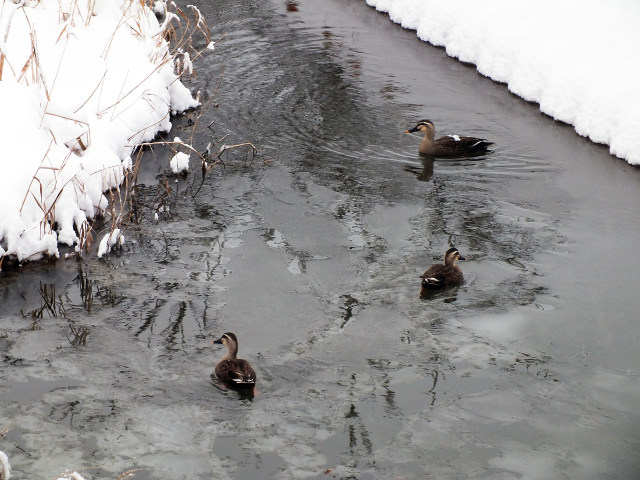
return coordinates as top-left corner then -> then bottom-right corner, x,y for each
287,258 -> 302,275
97,228 -> 125,258
0,451 -> 10,480
55,473 -> 87,480
170,152 -> 190,174
152,1 -> 165,14
0,0 -> 205,261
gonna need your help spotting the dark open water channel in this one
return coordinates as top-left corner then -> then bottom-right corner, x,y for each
2,1 -> 640,478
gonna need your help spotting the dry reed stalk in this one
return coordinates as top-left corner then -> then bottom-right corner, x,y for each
100,9 -> 128,59
113,468 -> 142,480
126,111 -> 170,143
78,217 -> 93,254
134,139 -> 202,157
73,70 -> 107,113
0,422 -> 10,440
15,10 -> 52,99
8,0 -> 216,263
43,111 -> 92,148
20,139 -> 55,213
0,0 -> 26,80
187,5 -> 210,43
85,0 -> 98,26
48,28 -> 70,96
98,56 -> 173,118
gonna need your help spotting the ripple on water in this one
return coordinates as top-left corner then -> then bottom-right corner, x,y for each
1,0 -> 638,478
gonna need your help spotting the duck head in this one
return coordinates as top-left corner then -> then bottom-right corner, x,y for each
444,247 -> 466,266
406,119 -> 436,139
213,332 -> 239,358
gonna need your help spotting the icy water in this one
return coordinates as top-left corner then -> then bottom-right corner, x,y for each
2,1 -> 640,479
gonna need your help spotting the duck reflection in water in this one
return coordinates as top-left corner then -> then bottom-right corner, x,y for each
404,156 -> 435,182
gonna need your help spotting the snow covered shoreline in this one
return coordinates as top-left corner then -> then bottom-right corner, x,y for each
365,0 -> 640,166
0,0 -> 204,265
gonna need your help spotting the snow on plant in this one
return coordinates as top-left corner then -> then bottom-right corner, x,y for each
170,148 -> 190,174
0,0 -> 212,266
97,227 -> 124,258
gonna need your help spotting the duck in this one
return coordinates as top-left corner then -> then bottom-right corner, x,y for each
212,332 -> 256,390
406,119 -> 493,157
420,247 -> 466,295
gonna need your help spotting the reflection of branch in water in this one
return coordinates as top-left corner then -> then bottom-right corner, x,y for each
48,400 -> 80,428
344,403 -> 373,457
27,319 -> 42,331
76,266 -> 119,309
134,298 -> 166,338
162,301 -> 187,349
342,371 -> 374,462
426,368 -> 439,406
68,324 -> 89,346
192,140 -> 259,197
77,267 -> 93,312
339,294 -> 359,329
22,283 -> 68,321
381,378 -> 398,413
95,285 -> 118,307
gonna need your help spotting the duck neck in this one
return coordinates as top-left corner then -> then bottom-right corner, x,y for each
222,343 -> 238,361
424,128 -> 435,142
420,131 -> 434,151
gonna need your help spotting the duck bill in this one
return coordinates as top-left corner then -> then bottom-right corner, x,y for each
406,127 -> 419,133
458,256 -> 466,261
212,339 -> 222,344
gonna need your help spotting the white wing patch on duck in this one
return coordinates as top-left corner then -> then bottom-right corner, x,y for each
448,134 -> 461,142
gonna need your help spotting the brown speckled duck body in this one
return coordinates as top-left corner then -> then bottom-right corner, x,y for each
212,332 -> 256,390
420,247 -> 465,295
406,119 -> 493,157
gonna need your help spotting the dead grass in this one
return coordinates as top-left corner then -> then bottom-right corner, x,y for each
0,0 -> 239,267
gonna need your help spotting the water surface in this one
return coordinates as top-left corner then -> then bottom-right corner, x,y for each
1,1 -> 639,479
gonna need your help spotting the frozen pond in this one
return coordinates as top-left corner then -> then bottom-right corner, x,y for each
1,0 -> 640,478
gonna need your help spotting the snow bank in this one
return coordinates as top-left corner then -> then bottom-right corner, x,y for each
0,0 -> 200,263
0,451 -> 10,480
366,0 -> 640,165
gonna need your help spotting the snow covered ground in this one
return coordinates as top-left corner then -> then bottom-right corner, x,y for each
366,0 -> 640,166
0,0 -> 203,264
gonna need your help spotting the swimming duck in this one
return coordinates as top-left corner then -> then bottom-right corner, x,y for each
212,332 -> 256,390
420,247 -> 466,295
406,119 -> 493,157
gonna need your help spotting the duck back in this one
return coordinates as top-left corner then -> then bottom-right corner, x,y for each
420,264 -> 464,291
215,359 -> 256,389
423,136 -> 493,157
